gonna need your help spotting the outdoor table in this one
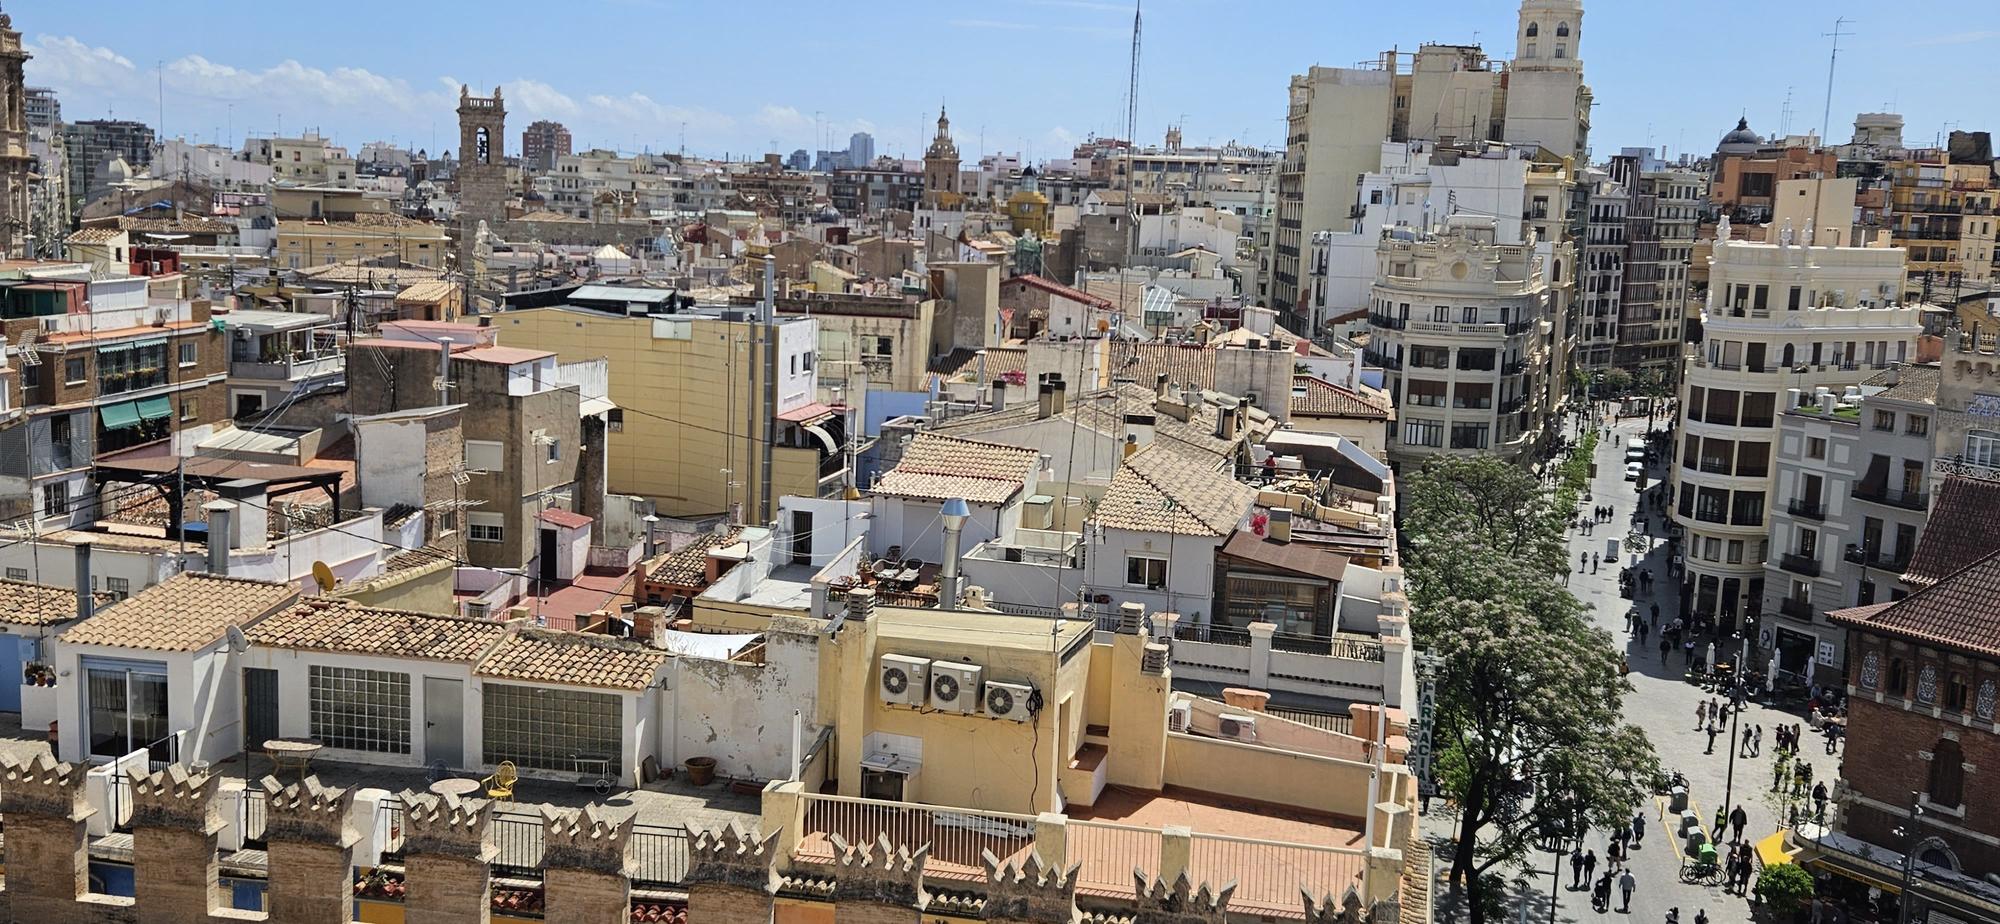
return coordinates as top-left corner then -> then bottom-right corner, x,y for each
263,738 -> 323,781
429,777 -> 483,798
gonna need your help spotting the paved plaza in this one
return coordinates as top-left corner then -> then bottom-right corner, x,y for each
1428,412 -> 1845,924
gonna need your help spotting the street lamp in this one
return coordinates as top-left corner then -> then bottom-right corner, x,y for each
1895,792 -> 1947,924
1720,630 -> 1751,817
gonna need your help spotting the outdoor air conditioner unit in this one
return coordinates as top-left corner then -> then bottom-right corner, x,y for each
1218,714 -> 1258,742
929,661 -> 984,714
983,681 -> 1036,721
879,654 -> 932,707
1168,702 -> 1193,733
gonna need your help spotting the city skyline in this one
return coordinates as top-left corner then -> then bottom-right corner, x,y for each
15,0 -> 1999,164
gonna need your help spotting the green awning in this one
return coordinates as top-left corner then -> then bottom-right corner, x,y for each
99,401 -> 141,430
96,341 -> 133,354
136,396 -> 172,421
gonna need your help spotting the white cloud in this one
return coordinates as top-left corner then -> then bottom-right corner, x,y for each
1045,126 -> 1078,149
163,54 -> 448,114
23,35 -> 136,89
506,79 -> 581,120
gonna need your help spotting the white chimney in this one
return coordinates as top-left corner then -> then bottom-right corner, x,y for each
73,542 -> 95,622
205,500 -> 236,576
1268,507 -> 1293,543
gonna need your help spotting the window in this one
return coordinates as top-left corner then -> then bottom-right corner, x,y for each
1403,419 -> 1442,447
606,408 -> 624,432
1125,554 -> 1167,590
1927,737 -> 1964,809
1873,410 -> 1896,432
179,399 -> 197,422
42,482 -> 68,516
22,363 -> 38,388
545,439 -> 561,463
106,577 -> 130,600
1970,429 -> 2000,467
1726,540 -> 1743,564
482,683 -> 623,772
1887,657 -> 1908,695
1805,437 -> 1826,460
64,357 -> 85,385
178,342 -> 197,367
308,665 -> 411,754
468,512 -> 505,543
1945,672 -> 1970,712
4,567 -> 26,581
1525,21 -> 1539,36
1907,415 -> 1929,437
465,439 -> 505,473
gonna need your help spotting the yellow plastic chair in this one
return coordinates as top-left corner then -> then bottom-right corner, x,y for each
482,760 -> 517,799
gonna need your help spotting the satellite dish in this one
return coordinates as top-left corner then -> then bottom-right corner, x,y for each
224,624 -> 249,654
311,560 -> 336,592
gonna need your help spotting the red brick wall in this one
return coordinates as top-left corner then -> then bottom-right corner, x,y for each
1839,630 -> 2000,878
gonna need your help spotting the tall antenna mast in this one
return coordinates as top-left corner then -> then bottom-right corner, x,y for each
1124,1 -> 1142,264
1821,17 -> 1853,148
1779,86 -> 1795,138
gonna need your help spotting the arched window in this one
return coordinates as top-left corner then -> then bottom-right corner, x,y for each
1928,737 -> 1964,808
1556,22 -> 1571,37
1781,344 -> 1795,368
1526,22 -> 1539,37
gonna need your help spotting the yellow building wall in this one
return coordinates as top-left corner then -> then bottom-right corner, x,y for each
1163,733 -> 1379,818
497,308 -> 808,519
277,225 -> 447,268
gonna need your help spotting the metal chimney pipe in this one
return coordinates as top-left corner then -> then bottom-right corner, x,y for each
642,514 -> 660,560
205,500 -> 236,576
438,337 -> 454,401
73,541 -> 94,622
939,497 -> 971,610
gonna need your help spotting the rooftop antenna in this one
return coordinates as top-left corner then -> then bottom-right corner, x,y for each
1124,0 -> 1142,264
1821,17 -> 1853,148
1779,86 -> 1795,138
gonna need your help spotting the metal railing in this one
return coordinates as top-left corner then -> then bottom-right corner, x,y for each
1786,498 -> 1827,520
630,824 -> 691,886
241,787 -> 269,845
1852,483 -> 1929,511
1778,597 -> 1813,620
799,793 -> 1037,877
1778,552 -> 1822,577
1067,820 -> 1162,894
1186,831 -> 1364,914
492,811 -> 547,876
1174,622 -> 1252,648
1271,632 -> 1386,662
379,799 -> 406,859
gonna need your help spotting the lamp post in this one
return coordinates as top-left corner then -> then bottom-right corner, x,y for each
1895,790 -> 1946,924
1720,629 -> 1750,817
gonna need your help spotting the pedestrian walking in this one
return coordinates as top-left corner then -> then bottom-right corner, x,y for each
1753,725 -> 1763,757
1773,754 -> 1790,792
1631,812 -> 1645,847
1581,552 -> 1589,574
1813,781 -> 1830,820
1592,553 -> 1601,574
1711,806 -> 1727,840
1696,700 -> 1709,729
1638,619 -> 1650,644
1571,846 -> 1586,889
1593,872 -> 1613,913
1618,869 -> 1636,913
1729,805 -> 1748,843
1650,602 -> 1660,623
1695,910 -> 1709,924
1659,634 -> 1671,659
1583,849 -> 1597,884
1684,640 -> 1696,668
1741,725 -> 1754,758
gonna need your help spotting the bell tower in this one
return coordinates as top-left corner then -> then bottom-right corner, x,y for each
922,106 -> 961,209
455,85 -> 507,268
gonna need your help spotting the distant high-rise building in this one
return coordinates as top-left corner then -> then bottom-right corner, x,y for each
848,131 -> 875,167
520,119 -> 571,172
25,86 -> 58,129
61,119 -> 153,212
787,149 -> 811,171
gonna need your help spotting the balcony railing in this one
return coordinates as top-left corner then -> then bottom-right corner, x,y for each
231,353 -> 344,381
1367,313 -> 1406,330
1851,483 -> 1929,511
1843,545 -> 1911,572
1778,597 -> 1813,620
1778,552 -> 1821,577
1786,498 -> 1827,520
1934,454 -> 2000,482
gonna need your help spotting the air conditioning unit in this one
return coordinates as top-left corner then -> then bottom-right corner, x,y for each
929,662 -> 984,714
1168,702 -> 1192,733
983,681 -> 1036,721
1218,714 -> 1258,742
880,654 -> 932,707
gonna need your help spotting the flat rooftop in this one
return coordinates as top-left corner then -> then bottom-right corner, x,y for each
876,606 -> 1093,652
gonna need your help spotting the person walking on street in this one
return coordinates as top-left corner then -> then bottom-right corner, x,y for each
1631,813 -> 1646,847
1813,781 -> 1830,821
1695,910 -> 1709,924
1618,869 -> 1636,913
1583,848 -> 1598,885
1741,725 -> 1754,758
1729,805 -> 1748,843
1706,721 -> 1720,754
1696,700 -> 1710,730
1753,724 -> 1763,757
1571,846 -> 1586,889
1581,552 -> 1589,574
1712,806 -> 1728,840
1593,872 -> 1613,913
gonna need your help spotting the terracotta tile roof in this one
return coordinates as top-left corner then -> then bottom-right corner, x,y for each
117,216 -> 236,236
1829,548 -> 2000,658
928,345 -> 1028,379
1292,375 -> 1392,420
538,508 -> 594,530
1002,274 -> 1114,310
476,628 -> 671,691
1900,476 -> 2000,585
58,573 -> 298,652
929,382 -> 1264,464
646,528 -> 744,587
1107,342 -> 1217,391
1092,446 -> 1256,536
870,433 -> 1042,504
1862,363 -> 1941,404
246,598 -> 503,661
395,280 -> 458,303
66,227 -> 123,245
0,579 -> 114,628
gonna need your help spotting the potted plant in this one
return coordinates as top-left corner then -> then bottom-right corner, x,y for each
683,756 -> 716,786
1752,863 -> 1815,923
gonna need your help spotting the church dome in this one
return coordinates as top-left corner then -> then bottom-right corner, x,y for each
1717,117 -> 1764,153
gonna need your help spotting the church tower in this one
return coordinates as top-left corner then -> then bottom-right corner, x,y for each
1502,0 -> 1590,162
0,10 -> 33,259
456,85 -> 507,269
922,107 -> 962,209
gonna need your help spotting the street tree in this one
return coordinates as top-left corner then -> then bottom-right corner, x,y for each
1402,457 -> 1661,924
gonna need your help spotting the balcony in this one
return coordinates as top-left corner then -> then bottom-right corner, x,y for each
1502,360 -> 1527,376
1778,552 -> 1821,577
1934,454 -> 2000,482
1785,498 -> 1827,520
1843,545 -> 1911,572
1851,483 -> 1929,511
1367,313 -> 1406,330
1778,597 -> 1814,620
230,353 -> 345,382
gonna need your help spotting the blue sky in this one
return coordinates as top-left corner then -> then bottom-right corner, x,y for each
13,0 -> 1999,164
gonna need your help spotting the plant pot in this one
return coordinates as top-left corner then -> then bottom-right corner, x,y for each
684,757 -> 716,786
